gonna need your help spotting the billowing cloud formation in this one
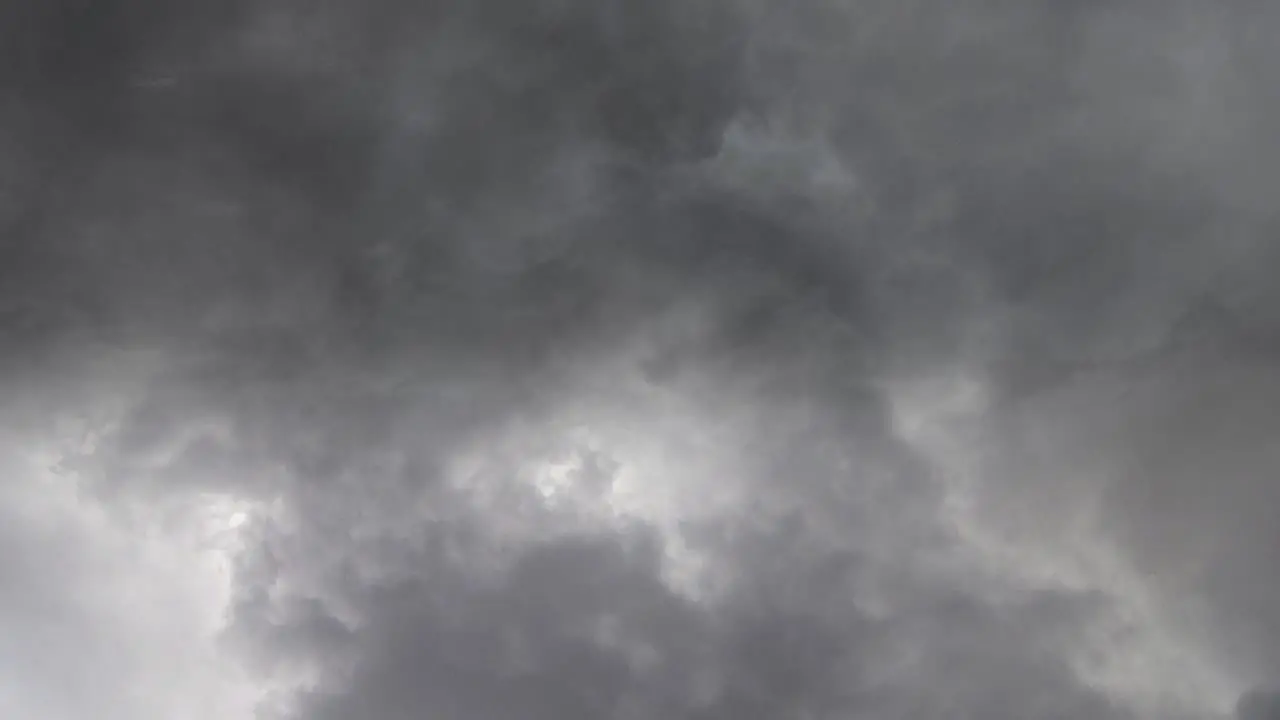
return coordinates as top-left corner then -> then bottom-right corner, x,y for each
3,2 -> 1279,719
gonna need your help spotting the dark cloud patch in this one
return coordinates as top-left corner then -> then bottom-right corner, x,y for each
231,492 -> 1131,720
1240,691 -> 1280,720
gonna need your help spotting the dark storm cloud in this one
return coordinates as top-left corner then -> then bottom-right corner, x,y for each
3,1 -> 1280,719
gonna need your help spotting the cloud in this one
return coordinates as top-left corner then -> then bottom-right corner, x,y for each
1239,691 -> 1280,720
2,2 -> 1279,719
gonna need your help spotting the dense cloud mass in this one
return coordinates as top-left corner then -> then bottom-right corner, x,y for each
2,1 -> 1280,719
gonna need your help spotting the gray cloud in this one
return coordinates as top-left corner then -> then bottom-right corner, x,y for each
2,2 -> 1279,719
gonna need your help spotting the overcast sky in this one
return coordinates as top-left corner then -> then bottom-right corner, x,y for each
2,2 -> 1280,719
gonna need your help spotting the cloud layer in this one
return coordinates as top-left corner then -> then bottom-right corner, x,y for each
2,2 -> 1279,719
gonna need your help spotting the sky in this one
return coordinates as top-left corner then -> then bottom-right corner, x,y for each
2,1 -> 1280,719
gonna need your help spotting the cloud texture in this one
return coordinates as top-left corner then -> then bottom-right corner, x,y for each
2,2 -> 1280,719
